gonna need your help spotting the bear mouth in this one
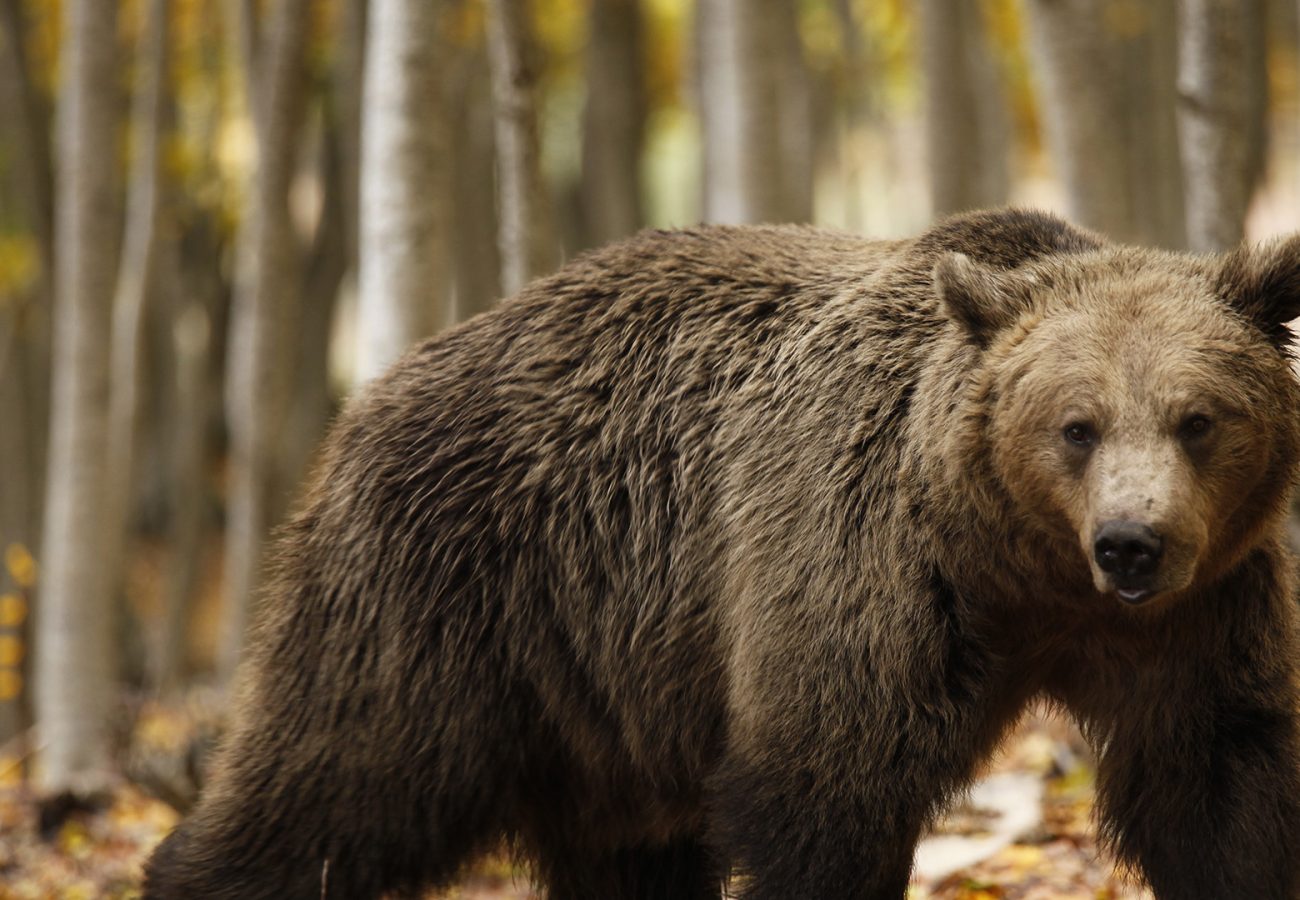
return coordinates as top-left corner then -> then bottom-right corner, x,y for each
1114,587 -> 1154,605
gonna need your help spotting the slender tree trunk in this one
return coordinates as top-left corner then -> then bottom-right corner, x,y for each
35,0 -> 120,795
920,0 -> 1010,216
580,0 -> 645,248
1122,0 -> 1185,248
220,0 -> 311,682
105,0 -> 170,644
1178,0 -> 1267,251
155,221 -> 219,692
0,0 -> 53,567
487,0 -> 556,295
696,0 -> 788,223
774,0 -> 815,222
356,0 -> 448,382
1024,0 -> 1138,240
0,0 -> 53,277
450,42 -> 502,321
281,115 -> 347,507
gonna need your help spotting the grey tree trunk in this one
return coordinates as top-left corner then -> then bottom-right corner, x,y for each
1026,0 -> 1189,246
487,0 -> 556,295
35,0 -> 119,794
580,0 -> 645,247
0,0 -> 53,557
0,0 -> 53,276
1122,0 -> 1185,249
1178,0 -> 1268,251
696,0 -> 792,223
105,0 -> 170,642
450,42 -> 502,321
919,0 -> 1010,217
356,0 -> 448,382
774,0 -> 815,223
220,0 -> 311,682
1024,0 -> 1137,240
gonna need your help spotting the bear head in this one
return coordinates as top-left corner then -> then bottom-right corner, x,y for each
936,238 -> 1300,609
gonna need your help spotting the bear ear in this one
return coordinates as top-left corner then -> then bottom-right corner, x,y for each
1217,235 -> 1300,347
933,252 -> 1034,347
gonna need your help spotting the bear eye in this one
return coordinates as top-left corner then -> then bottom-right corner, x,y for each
1180,414 -> 1212,440
1063,422 -> 1096,447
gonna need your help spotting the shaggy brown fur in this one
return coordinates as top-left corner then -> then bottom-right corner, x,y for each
143,209 -> 1300,899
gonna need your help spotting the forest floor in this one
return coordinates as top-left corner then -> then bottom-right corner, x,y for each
0,704 -> 1151,899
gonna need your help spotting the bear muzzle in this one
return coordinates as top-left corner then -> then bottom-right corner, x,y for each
1093,519 -> 1164,604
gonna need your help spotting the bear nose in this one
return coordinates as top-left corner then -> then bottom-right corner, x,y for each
1093,521 -> 1163,578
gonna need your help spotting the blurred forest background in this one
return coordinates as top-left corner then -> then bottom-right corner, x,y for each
0,0 -> 1298,894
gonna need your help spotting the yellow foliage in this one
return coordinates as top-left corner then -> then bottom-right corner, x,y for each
0,669 -> 20,702
0,235 -> 39,297
0,636 -> 23,668
4,544 -> 37,589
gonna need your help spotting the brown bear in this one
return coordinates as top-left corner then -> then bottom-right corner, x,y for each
143,209 -> 1300,899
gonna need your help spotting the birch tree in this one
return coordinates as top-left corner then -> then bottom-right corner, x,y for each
450,40 -> 502,321
220,0 -> 311,681
696,0 -> 796,224
35,0 -> 119,795
356,0 -> 448,383
580,0 -> 645,247
105,0 -> 171,641
919,0 -> 1010,216
1178,0 -> 1267,250
1024,0 -> 1135,240
487,0 -> 556,295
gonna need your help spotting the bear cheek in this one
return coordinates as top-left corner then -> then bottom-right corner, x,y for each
990,415 -> 1086,540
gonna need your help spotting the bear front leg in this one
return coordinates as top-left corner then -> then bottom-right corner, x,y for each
1084,583 -> 1300,897
711,595 -> 1005,900
711,758 -> 920,899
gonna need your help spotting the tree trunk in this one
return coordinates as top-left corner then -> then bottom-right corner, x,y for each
1024,0 -> 1138,240
450,40 -> 502,321
219,0 -> 311,682
155,219 -> 220,692
1178,0 -> 1268,251
356,0 -> 448,382
580,0 -> 645,248
696,0 -> 789,223
281,115 -> 348,510
0,0 -> 54,278
919,0 -> 1010,217
1121,0 -> 1185,248
105,0 -> 170,651
487,0 -> 556,295
0,0 -> 53,566
35,0 -> 120,795
774,0 -> 815,222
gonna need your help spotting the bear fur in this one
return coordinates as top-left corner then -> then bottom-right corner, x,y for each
144,209 -> 1300,899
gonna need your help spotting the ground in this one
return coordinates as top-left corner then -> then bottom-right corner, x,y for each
0,701 -> 1151,899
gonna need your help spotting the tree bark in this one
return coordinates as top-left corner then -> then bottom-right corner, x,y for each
155,219 -> 220,692
580,0 -> 645,248
35,0 -> 120,794
356,0 -> 448,382
487,0 -> 556,295
450,40 -> 502,321
219,0 -> 311,682
696,0 -> 789,223
0,0 -> 53,278
105,0 -> 170,649
1178,0 -> 1267,251
1121,0 -> 1185,248
1024,0 -> 1137,240
919,0 -> 1010,217
774,0 -> 815,223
